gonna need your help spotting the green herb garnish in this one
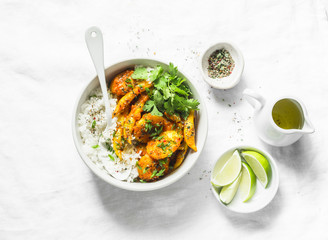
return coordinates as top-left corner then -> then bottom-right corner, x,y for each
136,161 -> 142,170
91,120 -> 96,129
151,169 -> 158,179
156,168 -> 165,177
131,66 -> 148,79
149,66 -> 164,82
108,154 -> 115,161
153,135 -> 164,140
143,167 -> 149,174
150,126 -> 163,139
92,145 -> 99,149
104,138 -> 114,153
105,140 -> 114,153
145,120 -> 153,132
158,159 -> 167,168
143,100 -> 163,116
168,149 -> 173,157
157,142 -> 170,151
145,87 -> 151,97
142,63 -> 199,119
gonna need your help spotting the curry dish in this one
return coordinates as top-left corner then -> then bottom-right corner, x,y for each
108,65 -> 199,182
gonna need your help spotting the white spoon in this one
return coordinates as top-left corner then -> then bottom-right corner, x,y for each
85,26 -> 112,124
85,27 -> 132,180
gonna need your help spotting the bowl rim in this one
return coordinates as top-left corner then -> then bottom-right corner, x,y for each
72,57 -> 208,191
210,145 -> 279,213
200,41 -> 244,90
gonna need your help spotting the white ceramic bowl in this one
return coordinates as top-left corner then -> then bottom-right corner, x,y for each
72,58 -> 208,191
210,145 -> 279,213
200,42 -> 244,89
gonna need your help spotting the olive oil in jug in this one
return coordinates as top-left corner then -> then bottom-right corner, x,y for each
272,99 -> 304,130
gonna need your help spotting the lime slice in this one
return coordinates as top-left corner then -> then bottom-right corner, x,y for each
239,162 -> 257,202
219,172 -> 242,204
241,150 -> 272,188
211,150 -> 242,187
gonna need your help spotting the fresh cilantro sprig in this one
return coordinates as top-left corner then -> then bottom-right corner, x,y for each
131,66 -> 149,79
136,63 -> 199,119
143,100 -> 163,116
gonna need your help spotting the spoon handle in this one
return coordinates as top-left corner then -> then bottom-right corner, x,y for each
85,26 -> 112,125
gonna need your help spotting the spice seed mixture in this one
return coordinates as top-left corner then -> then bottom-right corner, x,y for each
207,48 -> 235,79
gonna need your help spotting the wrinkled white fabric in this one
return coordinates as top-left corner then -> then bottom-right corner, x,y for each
1,0 -> 328,239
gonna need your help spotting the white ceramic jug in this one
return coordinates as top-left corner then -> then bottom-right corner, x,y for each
243,89 -> 315,147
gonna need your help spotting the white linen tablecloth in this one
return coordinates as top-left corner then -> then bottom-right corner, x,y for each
1,0 -> 328,239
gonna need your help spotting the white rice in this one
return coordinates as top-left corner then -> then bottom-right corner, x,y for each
77,88 -> 140,182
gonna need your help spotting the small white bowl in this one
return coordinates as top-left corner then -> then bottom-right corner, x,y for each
200,42 -> 244,89
72,58 -> 208,191
210,145 -> 279,213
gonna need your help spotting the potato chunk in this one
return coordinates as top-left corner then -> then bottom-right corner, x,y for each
173,141 -> 188,169
184,110 -> 197,151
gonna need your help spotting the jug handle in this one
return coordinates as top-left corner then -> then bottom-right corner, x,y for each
243,88 -> 265,111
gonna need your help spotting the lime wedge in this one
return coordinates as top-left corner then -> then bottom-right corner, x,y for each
241,150 -> 272,188
211,150 -> 242,187
239,162 -> 257,202
219,172 -> 242,204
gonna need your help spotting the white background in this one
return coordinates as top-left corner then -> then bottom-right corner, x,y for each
1,0 -> 328,239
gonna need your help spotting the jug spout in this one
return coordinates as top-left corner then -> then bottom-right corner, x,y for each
301,117 -> 315,134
